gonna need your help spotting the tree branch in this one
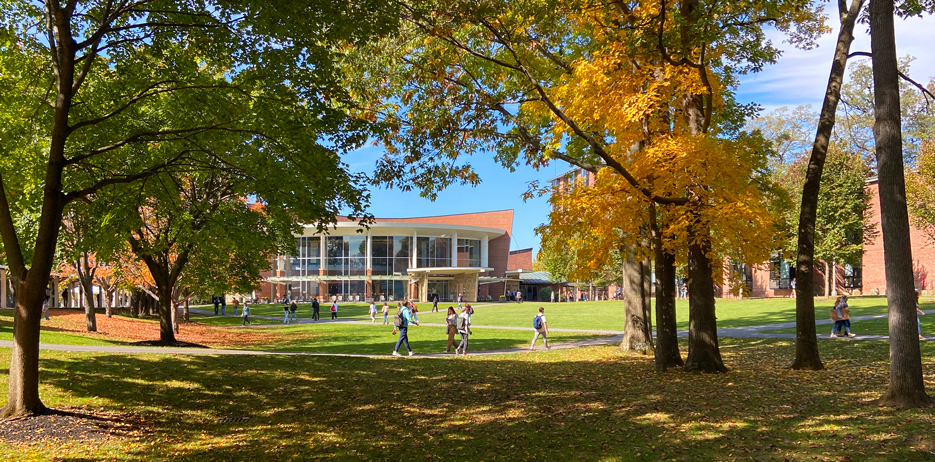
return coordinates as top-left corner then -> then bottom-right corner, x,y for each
0,174 -> 26,276
62,152 -> 188,204
479,18 -> 686,205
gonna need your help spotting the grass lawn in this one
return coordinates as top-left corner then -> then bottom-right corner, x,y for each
2,339 -> 934,460
408,295 -> 900,331
0,309 -> 607,354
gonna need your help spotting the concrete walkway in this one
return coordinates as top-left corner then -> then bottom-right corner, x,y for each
6,308 -> 931,359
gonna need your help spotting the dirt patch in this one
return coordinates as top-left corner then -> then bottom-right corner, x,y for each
0,407 -> 146,444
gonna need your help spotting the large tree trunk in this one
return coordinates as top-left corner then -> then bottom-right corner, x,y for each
870,0 -> 931,408
104,289 -> 114,317
1,277 -> 49,418
621,245 -> 653,354
158,285 -> 177,343
792,0 -> 863,371
684,236 -> 727,373
649,205 -> 682,370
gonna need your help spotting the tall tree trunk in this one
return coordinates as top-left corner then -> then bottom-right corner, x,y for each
621,245 -> 653,354
870,0 -> 931,407
792,0 -> 863,371
157,285 -> 177,343
104,289 -> 114,317
77,254 -> 97,332
1,277 -> 49,418
684,237 -> 727,373
649,204 -> 682,370
824,261 -> 831,297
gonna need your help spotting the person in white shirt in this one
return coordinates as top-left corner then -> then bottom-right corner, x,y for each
531,307 -> 550,351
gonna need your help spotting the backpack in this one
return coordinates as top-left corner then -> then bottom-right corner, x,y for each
533,315 -> 543,330
456,315 -> 466,332
394,310 -> 406,328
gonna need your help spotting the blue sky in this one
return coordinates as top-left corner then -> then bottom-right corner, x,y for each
343,15 -> 935,258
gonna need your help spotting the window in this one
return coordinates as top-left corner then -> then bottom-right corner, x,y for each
769,252 -> 792,290
284,237 -> 321,276
843,263 -> 862,288
416,237 -> 451,268
457,238 -> 481,267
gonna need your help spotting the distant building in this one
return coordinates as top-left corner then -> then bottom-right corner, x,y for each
260,210 -> 515,303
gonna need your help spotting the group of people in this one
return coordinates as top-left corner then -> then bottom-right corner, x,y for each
830,295 -> 855,337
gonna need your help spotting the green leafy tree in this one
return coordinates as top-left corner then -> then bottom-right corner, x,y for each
0,0 -> 392,418
777,146 -> 873,296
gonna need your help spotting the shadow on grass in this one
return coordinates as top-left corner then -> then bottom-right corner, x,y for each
30,339 -> 935,461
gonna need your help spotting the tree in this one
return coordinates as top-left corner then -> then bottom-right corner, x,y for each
907,142 -> 935,242
0,0 -> 392,418
869,0 -> 931,407
348,0 -> 822,373
775,145 -> 874,296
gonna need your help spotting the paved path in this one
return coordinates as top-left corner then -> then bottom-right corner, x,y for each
6,308 -> 932,358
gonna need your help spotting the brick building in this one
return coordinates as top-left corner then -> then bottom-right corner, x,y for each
259,210 -> 515,303
550,167 -> 935,299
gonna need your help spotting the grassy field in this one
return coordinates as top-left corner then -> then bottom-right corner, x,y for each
0,296 -> 911,355
2,339 -> 934,460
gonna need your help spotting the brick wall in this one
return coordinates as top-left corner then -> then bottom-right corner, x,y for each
509,248 -> 534,271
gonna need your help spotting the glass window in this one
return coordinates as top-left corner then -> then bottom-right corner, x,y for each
347,235 -> 366,258
372,236 -> 389,259
843,264 -> 862,288
436,238 -> 450,266
394,236 -> 410,259
769,252 -> 791,290
457,238 -> 481,267
305,237 -> 320,258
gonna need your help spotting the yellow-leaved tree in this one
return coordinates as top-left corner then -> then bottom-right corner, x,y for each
346,0 -> 824,372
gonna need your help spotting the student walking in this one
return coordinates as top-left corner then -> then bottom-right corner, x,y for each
516,291 -> 523,303
454,305 -> 471,355
457,293 -> 463,308
382,302 -> 390,324
330,300 -> 338,320
465,303 -> 474,325
231,299 -> 239,316
312,298 -> 320,321
42,295 -> 51,321
242,304 -> 251,326
831,296 -> 855,337
213,296 -> 220,315
283,303 -> 291,324
445,306 -> 458,353
220,297 -> 227,316
369,301 -> 378,322
290,301 -> 298,321
531,307 -> 550,351
432,293 -> 439,313
392,302 -> 420,356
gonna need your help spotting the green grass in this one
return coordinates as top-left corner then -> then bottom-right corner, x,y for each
3,339 -> 935,460
409,295 -> 900,331
214,321 -> 603,354
0,327 -> 127,347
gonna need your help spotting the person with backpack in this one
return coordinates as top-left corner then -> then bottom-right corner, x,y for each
465,303 -> 474,327
369,301 -> 378,322
445,306 -> 458,353
453,305 -> 471,355
220,297 -> 226,316
283,302 -> 291,324
531,307 -> 550,351
241,304 -> 251,326
312,298 -> 320,321
213,296 -> 220,315
382,302 -> 390,324
392,301 -> 420,356
330,300 -> 338,320
290,301 -> 298,321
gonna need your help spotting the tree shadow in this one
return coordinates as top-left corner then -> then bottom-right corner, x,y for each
29,339 -> 935,461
